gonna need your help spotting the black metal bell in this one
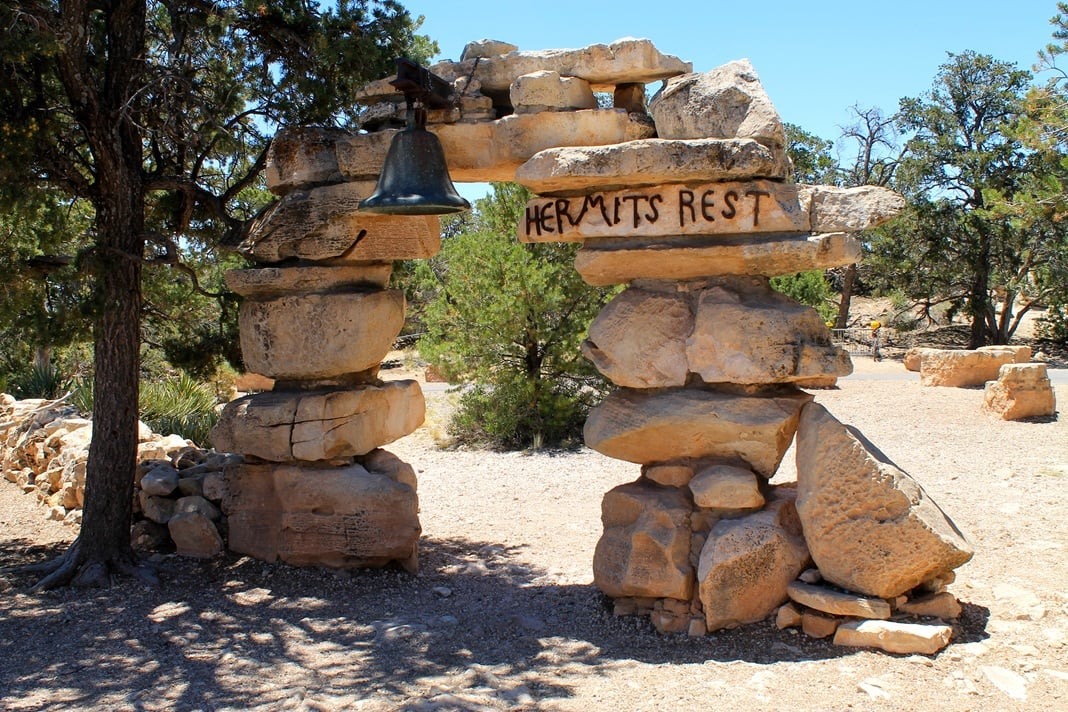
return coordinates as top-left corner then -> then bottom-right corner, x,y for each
358,123 -> 471,215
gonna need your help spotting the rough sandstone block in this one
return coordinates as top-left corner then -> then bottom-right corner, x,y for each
983,363 -> 1056,420
515,139 -> 789,197
920,348 -> 1017,388
224,461 -> 420,569
575,232 -> 862,285
225,264 -> 393,298
649,59 -> 784,149
697,490 -> 810,631
239,183 -> 440,264
510,70 -> 597,114
795,402 -> 973,598
168,511 -> 224,559
833,620 -> 953,655
786,580 -> 891,619
212,381 -> 425,462
239,290 -> 404,381
584,387 -> 812,476
593,480 -> 693,600
264,126 -> 348,194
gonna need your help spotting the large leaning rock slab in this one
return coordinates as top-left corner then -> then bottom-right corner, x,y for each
593,480 -> 693,600
511,70 -> 597,113
224,263 -> 393,298
239,183 -> 440,263
685,277 -> 852,385
920,348 -> 1017,388
698,490 -> 810,630
983,363 -> 1056,420
265,126 -> 348,194
515,138 -> 789,196
795,402 -> 973,598
575,232 -> 862,285
581,285 -> 692,388
239,290 -> 404,380
799,185 -> 906,232
431,37 -> 692,94
212,381 -> 425,462
584,387 -> 811,476
520,181 -> 808,243
649,59 -> 784,150
224,461 -> 420,569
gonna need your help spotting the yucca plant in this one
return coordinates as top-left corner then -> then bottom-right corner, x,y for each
139,372 -> 220,446
54,371 -> 219,445
10,362 -> 71,400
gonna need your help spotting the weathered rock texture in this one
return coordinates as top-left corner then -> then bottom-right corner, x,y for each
983,363 -> 1057,420
584,387 -> 811,476
795,402 -> 973,598
920,348 -> 1018,388
225,460 -> 420,570
697,492 -> 810,630
593,480 -> 693,600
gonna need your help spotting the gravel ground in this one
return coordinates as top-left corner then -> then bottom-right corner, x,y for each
1,356 -> 1067,711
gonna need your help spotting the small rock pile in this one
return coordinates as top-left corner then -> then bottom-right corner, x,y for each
0,393 -> 238,557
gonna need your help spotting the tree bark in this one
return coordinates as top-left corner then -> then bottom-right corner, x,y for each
33,0 -> 154,589
834,263 -> 858,329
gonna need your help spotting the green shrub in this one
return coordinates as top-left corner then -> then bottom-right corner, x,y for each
72,372 -> 219,445
9,362 -> 71,400
139,372 -> 219,446
448,377 -> 593,450
770,271 -> 836,321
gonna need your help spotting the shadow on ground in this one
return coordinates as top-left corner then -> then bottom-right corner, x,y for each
0,535 -> 990,710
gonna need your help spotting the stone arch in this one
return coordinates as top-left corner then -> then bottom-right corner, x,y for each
214,38 -> 970,638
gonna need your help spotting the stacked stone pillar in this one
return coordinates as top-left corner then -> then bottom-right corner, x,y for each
513,58 -> 972,641
211,132 -> 440,570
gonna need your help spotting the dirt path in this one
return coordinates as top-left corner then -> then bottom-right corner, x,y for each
2,357 -> 1067,711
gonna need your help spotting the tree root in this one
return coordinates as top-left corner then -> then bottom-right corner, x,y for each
26,539 -> 159,591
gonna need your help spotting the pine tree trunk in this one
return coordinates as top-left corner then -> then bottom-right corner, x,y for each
32,0 -> 154,589
834,264 -> 858,329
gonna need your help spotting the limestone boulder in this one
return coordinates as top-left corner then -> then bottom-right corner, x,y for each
338,109 -> 656,184
684,277 -> 852,385
649,59 -> 784,151
795,402 -> 973,598
584,387 -> 811,476
239,183 -> 440,264
593,480 -> 693,600
225,263 -> 392,298
688,464 -> 764,511
265,126 -> 348,194
211,381 -> 425,462
460,39 -> 519,60
581,286 -> 692,388
799,185 -> 906,232
920,348 -> 1017,388
239,289 -> 404,381
904,347 -> 939,372
697,490 -> 810,630
575,232 -> 862,285
515,138 -> 789,196
511,70 -> 597,114
168,511 -> 224,559
983,363 -> 1057,420
978,344 -> 1032,363
224,462 -> 420,570
432,37 -> 692,95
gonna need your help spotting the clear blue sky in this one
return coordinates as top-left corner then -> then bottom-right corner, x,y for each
403,0 -> 1059,143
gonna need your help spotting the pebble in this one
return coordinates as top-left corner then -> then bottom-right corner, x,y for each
432,586 -> 452,598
